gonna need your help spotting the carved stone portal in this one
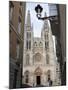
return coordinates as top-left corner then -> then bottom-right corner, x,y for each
34,67 -> 42,75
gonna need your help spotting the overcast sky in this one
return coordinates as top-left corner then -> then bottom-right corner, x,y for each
25,2 -> 56,54
25,2 -> 49,37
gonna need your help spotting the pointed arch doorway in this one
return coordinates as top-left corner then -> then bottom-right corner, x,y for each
36,76 -> 41,85
34,67 -> 42,86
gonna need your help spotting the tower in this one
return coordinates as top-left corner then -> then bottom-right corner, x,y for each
41,12 -> 57,85
22,10 -> 33,84
22,11 -> 61,87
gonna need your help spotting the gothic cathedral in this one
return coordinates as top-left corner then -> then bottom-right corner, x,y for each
22,10 -> 61,87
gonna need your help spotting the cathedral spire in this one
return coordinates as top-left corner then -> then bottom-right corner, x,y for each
42,12 -> 49,30
44,12 -> 47,17
26,10 -> 31,26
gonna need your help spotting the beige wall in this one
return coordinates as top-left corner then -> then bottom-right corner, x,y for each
10,1 -> 26,61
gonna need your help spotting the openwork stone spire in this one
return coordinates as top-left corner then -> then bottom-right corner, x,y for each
43,12 -> 49,30
26,10 -> 31,27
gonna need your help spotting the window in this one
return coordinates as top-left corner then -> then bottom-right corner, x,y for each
24,71 -> 29,83
20,2 -> 22,6
16,40 -> 20,59
27,32 -> 28,39
39,42 -> 42,46
44,20 -> 48,28
34,42 -> 37,46
25,75 -> 29,83
34,53 -> 42,62
29,33 -> 31,38
29,41 -> 31,49
26,32 -> 31,39
26,41 -> 28,50
45,41 -> 49,49
26,40 -> 28,50
45,42 -> 46,48
45,33 -> 49,40
19,8 -> 22,16
18,17 -> 21,34
47,34 -> 49,40
26,54 -> 30,65
47,42 -> 49,46
46,54 -> 49,64
45,34 -> 46,40
26,40 -> 31,50
47,70 -> 51,81
9,1 -> 14,21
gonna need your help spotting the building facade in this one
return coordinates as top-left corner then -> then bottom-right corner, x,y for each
48,4 -> 66,85
9,1 -> 26,88
22,11 -> 61,87
58,5 -> 66,85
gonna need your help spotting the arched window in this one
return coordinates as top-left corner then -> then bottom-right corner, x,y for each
34,42 -> 37,46
34,53 -> 42,62
45,32 -> 49,40
26,54 -> 30,65
39,42 -> 42,47
18,16 -> 21,34
24,71 -> 29,83
9,1 -> 14,21
16,40 -> 20,59
29,40 -> 31,49
46,54 -> 49,64
26,40 -> 31,50
26,40 -> 28,50
26,32 -> 31,39
45,41 -> 49,49
26,32 -> 31,50
47,70 -> 51,81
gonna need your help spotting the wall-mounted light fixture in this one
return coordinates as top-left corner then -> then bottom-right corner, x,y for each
35,4 -> 58,21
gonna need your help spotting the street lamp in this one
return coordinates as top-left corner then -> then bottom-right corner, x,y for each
35,4 -> 43,19
35,4 -> 58,21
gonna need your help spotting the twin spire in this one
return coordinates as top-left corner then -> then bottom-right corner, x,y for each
42,12 -> 49,30
26,10 -> 31,26
26,10 -> 49,30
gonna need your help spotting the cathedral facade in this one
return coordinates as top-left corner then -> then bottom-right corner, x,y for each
22,10 -> 61,87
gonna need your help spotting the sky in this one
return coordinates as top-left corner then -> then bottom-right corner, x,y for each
25,2 -> 56,54
25,2 -> 49,37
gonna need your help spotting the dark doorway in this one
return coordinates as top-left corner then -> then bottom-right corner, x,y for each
36,76 -> 41,85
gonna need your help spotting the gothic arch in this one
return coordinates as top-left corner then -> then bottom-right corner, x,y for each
24,70 -> 30,75
47,70 -> 51,81
34,41 -> 37,46
24,70 -> 30,83
25,54 -> 30,65
34,67 -> 42,75
46,54 -> 49,64
47,70 -> 51,75
39,41 -> 43,47
33,53 -> 42,62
